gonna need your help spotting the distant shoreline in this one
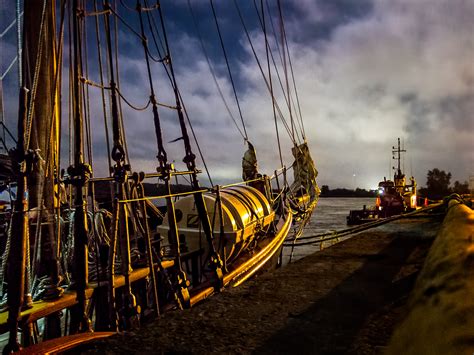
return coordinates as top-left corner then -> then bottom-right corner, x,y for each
319,186 -> 377,198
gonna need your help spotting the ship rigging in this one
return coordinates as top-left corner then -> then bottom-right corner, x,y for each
0,1 -> 319,352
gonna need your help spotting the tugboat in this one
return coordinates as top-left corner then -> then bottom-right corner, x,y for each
347,138 -> 417,224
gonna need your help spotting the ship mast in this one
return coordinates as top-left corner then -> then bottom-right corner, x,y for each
4,1 -> 62,350
392,137 -> 406,180
67,0 -> 92,333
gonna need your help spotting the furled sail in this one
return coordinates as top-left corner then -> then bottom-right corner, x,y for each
290,142 -> 320,202
242,141 -> 258,182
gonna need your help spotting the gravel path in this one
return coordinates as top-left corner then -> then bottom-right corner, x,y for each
80,216 -> 441,354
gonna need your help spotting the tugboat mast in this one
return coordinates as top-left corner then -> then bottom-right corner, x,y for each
392,137 -> 406,179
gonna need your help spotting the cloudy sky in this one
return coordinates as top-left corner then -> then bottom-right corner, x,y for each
1,0 -> 473,190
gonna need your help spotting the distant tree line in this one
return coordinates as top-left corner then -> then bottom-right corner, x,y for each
320,168 -> 470,200
320,185 -> 377,197
418,168 -> 470,200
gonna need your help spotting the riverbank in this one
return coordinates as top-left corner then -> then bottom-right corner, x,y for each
83,215 -> 442,354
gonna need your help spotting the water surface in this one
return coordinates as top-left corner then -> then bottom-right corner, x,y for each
283,197 -> 375,264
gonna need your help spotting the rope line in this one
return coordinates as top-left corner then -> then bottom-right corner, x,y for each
83,9 -> 111,17
93,0 -> 112,172
0,56 -> 18,80
136,0 -> 170,168
209,0 -> 248,141
0,12 -> 23,38
187,0 -> 246,140
258,0 -> 283,168
80,77 -> 110,90
263,0 -> 304,145
233,0 -> 299,146
277,0 -> 295,144
113,2 -> 131,164
108,5 -> 144,41
24,0 -> 48,150
117,89 -> 152,111
16,0 -> 23,86
143,0 -> 214,184
143,0 -> 167,62
284,204 -> 442,247
278,0 -> 306,140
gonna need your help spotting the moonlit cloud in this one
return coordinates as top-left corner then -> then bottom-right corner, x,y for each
1,0 -> 473,190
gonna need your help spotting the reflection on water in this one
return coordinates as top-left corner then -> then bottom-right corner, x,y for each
283,197 -> 375,264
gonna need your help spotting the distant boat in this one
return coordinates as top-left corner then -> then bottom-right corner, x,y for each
347,138 -> 417,224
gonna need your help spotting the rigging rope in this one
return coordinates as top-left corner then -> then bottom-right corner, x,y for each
277,0 -> 306,140
142,1 -> 167,63
0,12 -> 22,38
277,0 -> 295,144
82,6 -> 94,171
67,2 -> 74,170
113,2 -> 130,165
24,0 -> 48,151
187,0 -> 246,141
233,0 -> 299,146
108,6 -> 144,41
209,0 -> 248,141
93,0 -> 112,173
283,206 -> 441,247
16,0 -> 22,87
117,89 -> 152,111
136,0 -> 168,169
0,57 -> 18,81
256,0 -> 305,141
178,91 -> 214,187
143,0 -> 213,185
259,0 -> 283,168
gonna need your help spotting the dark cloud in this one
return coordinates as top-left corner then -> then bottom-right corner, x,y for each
286,0 -> 373,44
437,95 -> 474,131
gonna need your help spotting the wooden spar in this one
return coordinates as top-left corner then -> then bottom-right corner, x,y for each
69,0 -> 91,333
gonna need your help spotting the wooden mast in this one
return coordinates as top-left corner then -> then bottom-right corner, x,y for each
68,0 -> 91,333
4,0 -> 61,351
24,0 -> 63,309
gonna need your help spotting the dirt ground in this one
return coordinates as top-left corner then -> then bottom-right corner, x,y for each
80,216 -> 441,354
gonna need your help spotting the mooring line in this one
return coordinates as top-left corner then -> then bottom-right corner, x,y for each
283,203 -> 442,248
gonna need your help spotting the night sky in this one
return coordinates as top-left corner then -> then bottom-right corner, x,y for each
1,0 -> 473,189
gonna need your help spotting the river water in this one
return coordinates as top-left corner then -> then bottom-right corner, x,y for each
282,197 -> 375,264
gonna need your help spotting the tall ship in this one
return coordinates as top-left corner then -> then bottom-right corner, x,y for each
0,0 -> 319,351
